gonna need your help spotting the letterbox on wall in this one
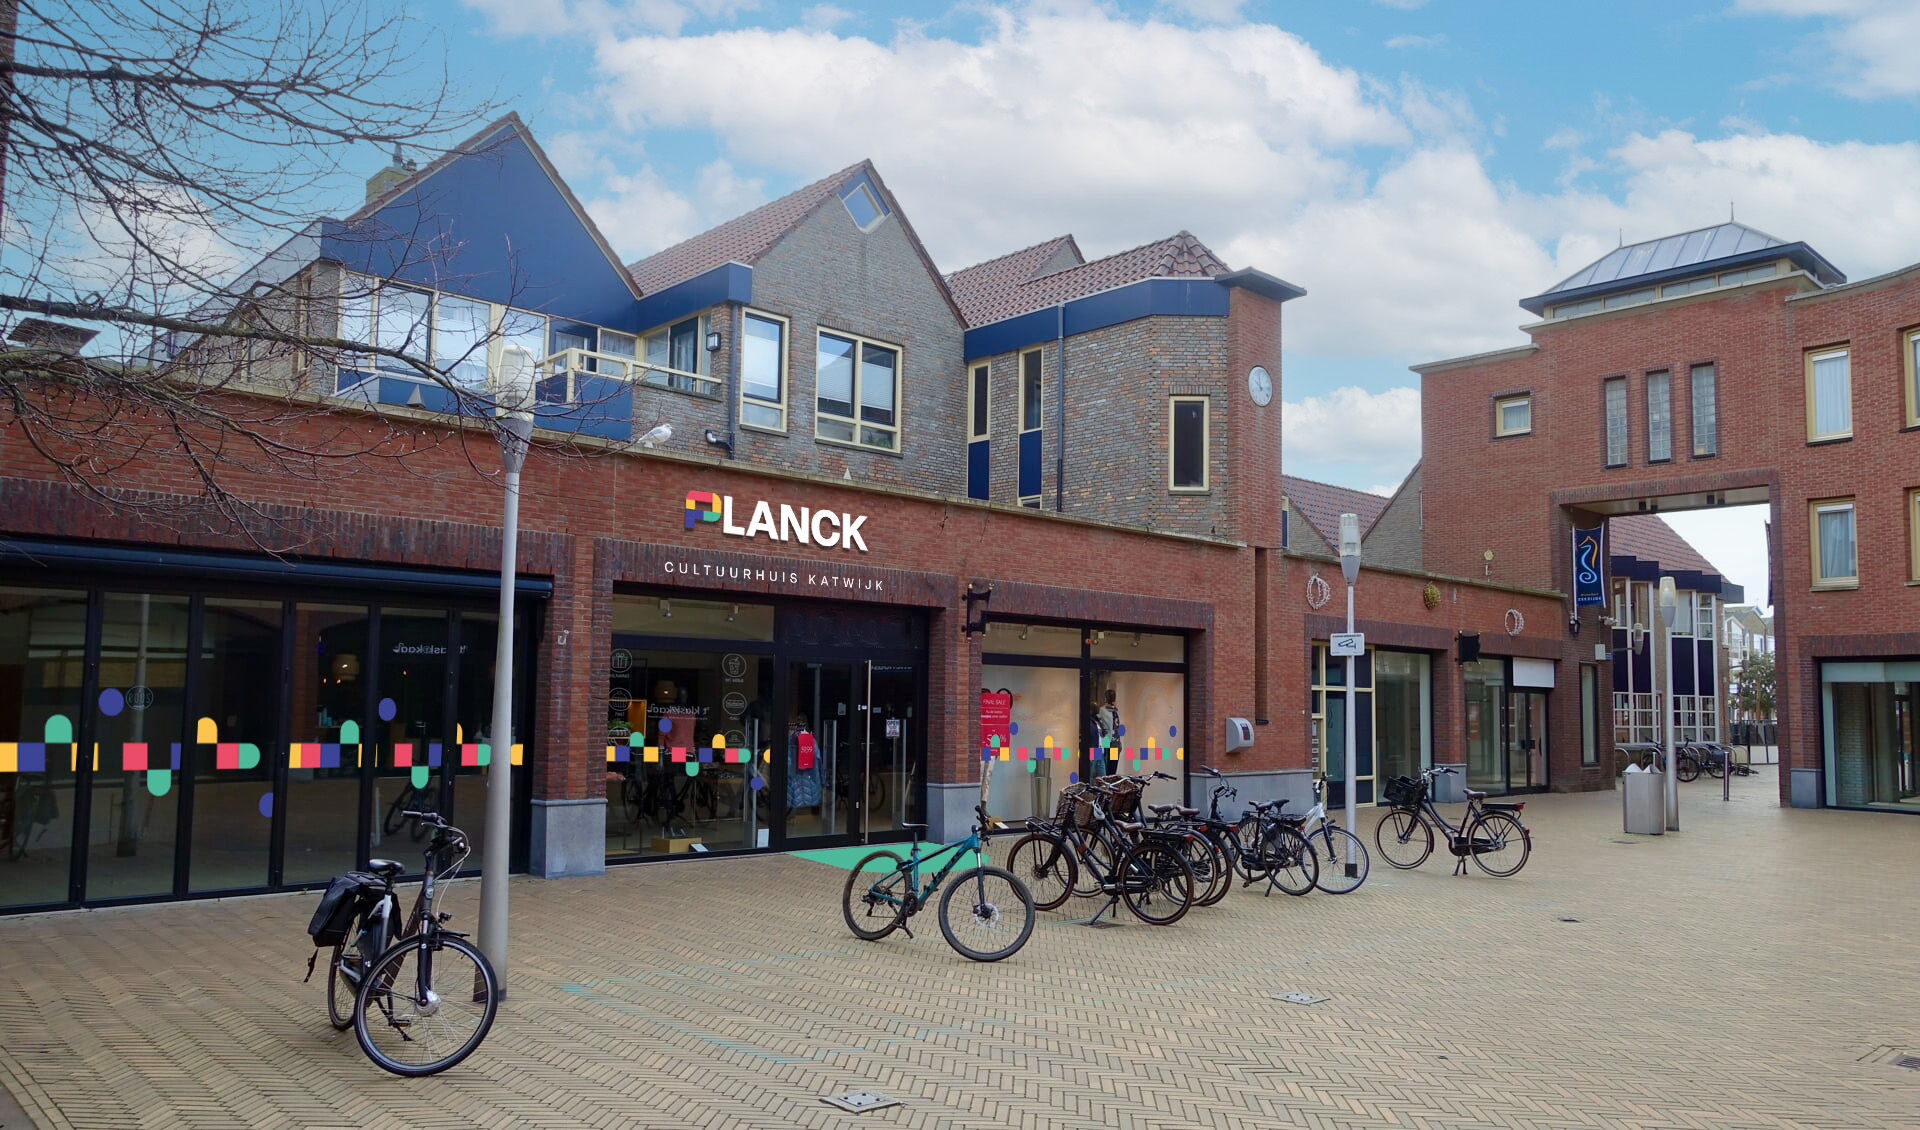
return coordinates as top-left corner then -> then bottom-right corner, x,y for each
1225,717 -> 1255,753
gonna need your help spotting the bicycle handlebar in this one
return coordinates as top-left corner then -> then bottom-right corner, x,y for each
402,809 -> 449,826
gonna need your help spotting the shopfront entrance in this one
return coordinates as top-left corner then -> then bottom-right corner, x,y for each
1464,657 -> 1551,795
605,593 -> 926,862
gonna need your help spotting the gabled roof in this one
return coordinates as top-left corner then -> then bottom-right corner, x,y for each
1608,514 -> 1722,576
1283,475 -> 1391,547
944,235 -> 1083,326
948,230 -> 1230,327
347,113 -> 640,300
625,161 -> 867,294
1522,221 -> 1844,315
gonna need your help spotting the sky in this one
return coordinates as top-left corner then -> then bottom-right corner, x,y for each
361,0 -> 1918,609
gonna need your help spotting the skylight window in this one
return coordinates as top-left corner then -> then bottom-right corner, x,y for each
840,181 -> 887,231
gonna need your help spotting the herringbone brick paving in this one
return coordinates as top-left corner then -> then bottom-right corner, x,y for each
2,769 -> 1918,1128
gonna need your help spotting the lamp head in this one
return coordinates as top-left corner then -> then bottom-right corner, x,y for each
494,344 -> 536,422
1657,576 -> 1680,630
1338,511 -> 1361,584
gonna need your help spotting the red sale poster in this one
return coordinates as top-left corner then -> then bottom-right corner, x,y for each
979,690 -> 1012,751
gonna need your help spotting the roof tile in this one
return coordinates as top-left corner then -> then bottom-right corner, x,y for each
626,161 -> 868,294
946,230 -> 1228,327
1608,514 -> 1726,577
1283,475 -> 1391,547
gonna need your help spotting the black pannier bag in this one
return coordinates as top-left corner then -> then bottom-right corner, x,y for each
308,871 -> 381,947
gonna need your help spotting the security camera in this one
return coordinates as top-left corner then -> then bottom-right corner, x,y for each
1597,614 -> 1618,628
638,422 -> 672,448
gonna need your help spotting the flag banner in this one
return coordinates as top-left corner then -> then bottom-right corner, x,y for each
1573,525 -> 1608,607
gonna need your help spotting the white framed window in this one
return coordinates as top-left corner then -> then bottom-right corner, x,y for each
1604,377 -> 1628,467
1553,297 -> 1604,319
1169,396 -> 1209,491
1719,262 -> 1779,287
1690,363 -> 1717,457
1604,287 -> 1655,310
641,314 -> 712,394
1670,587 -> 1695,637
740,310 -> 788,432
1020,348 -> 1043,432
1811,498 -> 1858,588
816,328 -> 901,451
1806,347 -> 1852,441
968,362 -> 990,442
1904,328 -> 1920,429
1908,488 -> 1920,582
338,276 -> 522,396
1661,276 -> 1717,298
1647,370 -> 1672,462
1494,394 -> 1532,437
839,180 -> 888,232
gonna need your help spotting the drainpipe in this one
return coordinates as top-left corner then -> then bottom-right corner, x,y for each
728,303 -> 741,458
1055,304 -> 1066,512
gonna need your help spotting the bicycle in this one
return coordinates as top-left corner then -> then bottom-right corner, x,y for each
381,783 -> 433,843
7,776 -> 58,861
1003,772 -> 1199,925
1375,768 -> 1531,877
1142,767 -> 1241,907
1290,777 -> 1370,894
842,798 -> 1037,961
306,810 -> 499,1075
1231,797 -> 1320,896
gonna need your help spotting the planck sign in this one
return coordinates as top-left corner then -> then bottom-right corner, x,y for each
684,490 -> 870,553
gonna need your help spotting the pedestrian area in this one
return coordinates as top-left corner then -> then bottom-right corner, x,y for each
2,769 -> 1917,1129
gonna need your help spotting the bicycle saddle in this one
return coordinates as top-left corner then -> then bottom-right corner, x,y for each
1251,799 -> 1289,813
366,858 -> 404,879
900,822 -> 928,832
1117,821 -> 1146,834
1146,803 -> 1198,818
1462,788 -> 1487,801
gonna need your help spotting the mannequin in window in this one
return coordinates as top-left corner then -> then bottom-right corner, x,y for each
1092,688 -> 1121,746
787,710 -> 822,815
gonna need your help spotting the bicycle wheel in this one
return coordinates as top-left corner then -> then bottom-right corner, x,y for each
622,777 -> 643,825
1073,828 -> 1118,897
1705,757 -> 1725,779
1468,812 -> 1531,878
1231,815 -> 1269,882
381,789 -> 409,837
1195,831 -> 1234,906
1374,809 -> 1434,870
1310,825 -> 1370,894
1260,824 -> 1318,896
1004,832 -> 1076,911
938,865 -> 1036,962
1676,754 -> 1701,782
841,850 -> 910,940
353,934 -> 498,1077
326,942 -> 356,1030
1118,840 -> 1195,926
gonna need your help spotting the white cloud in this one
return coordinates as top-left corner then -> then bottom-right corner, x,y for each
1385,33 -> 1446,49
459,0 -> 760,39
801,4 -> 854,31
1161,0 -> 1247,21
582,159 -> 767,259
1373,0 -> 1429,9
1735,0 -> 1920,98
1282,386 -> 1422,480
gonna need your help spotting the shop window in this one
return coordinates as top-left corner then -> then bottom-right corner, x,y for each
605,649 -> 775,860
1690,363 -> 1717,457
1646,370 -> 1672,462
284,603 -> 369,884
982,621 -> 1081,658
1806,347 -> 1852,441
1811,498 -> 1858,589
190,599 -> 282,893
1822,666 -> 1920,808
1169,397 -> 1209,490
87,592 -> 190,900
1493,394 -> 1532,437
612,595 -> 774,642
1088,630 -> 1184,663
448,610 -> 531,868
0,587 -> 87,910
816,330 -> 901,451
1580,665 -> 1600,766
1462,658 -> 1505,795
741,310 -> 788,432
1604,377 -> 1628,466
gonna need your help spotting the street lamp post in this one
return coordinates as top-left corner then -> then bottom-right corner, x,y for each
1338,513 -> 1361,879
1657,576 -> 1680,832
477,344 -> 535,993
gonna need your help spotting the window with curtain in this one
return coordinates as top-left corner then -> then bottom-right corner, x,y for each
1494,394 -> 1531,436
1690,363 -> 1717,456
1604,377 -> 1628,466
1647,370 -> 1672,462
1808,348 -> 1851,439
1812,500 -> 1857,586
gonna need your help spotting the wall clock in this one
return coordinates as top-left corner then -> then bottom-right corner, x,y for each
1248,365 -> 1273,406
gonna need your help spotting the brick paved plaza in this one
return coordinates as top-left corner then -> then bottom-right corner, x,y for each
2,768 -> 1917,1129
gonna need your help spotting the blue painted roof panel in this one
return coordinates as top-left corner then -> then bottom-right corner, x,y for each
1544,222 -> 1789,296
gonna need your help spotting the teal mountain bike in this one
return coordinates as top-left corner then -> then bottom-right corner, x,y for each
841,798 -> 1036,962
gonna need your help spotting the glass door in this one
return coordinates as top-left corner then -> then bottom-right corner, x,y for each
781,660 -> 859,844
1505,689 -> 1548,792
865,663 -> 917,838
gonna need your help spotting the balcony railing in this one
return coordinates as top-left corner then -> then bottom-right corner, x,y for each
535,348 -> 720,405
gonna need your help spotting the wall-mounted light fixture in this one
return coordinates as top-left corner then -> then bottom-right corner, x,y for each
1019,625 -> 1031,641
962,582 -> 994,636
726,603 -> 739,623
659,598 -> 673,619
705,329 -> 722,352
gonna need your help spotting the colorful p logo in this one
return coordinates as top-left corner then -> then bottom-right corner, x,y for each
683,490 -> 721,529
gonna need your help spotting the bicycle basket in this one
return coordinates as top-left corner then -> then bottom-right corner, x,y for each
1055,783 -> 1098,829
1093,776 -> 1146,821
307,871 -> 381,947
1381,775 -> 1424,810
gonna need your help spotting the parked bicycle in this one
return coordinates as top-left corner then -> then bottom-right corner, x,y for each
7,776 -> 59,860
1002,771 -> 1199,925
1375,768 -> 1531,877
305,810 -> 499,1076
1288,777 -> 1370,894
1677,741 -> 1752,781
1231,795 -> 1320,896
841,798 -> 1036,961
